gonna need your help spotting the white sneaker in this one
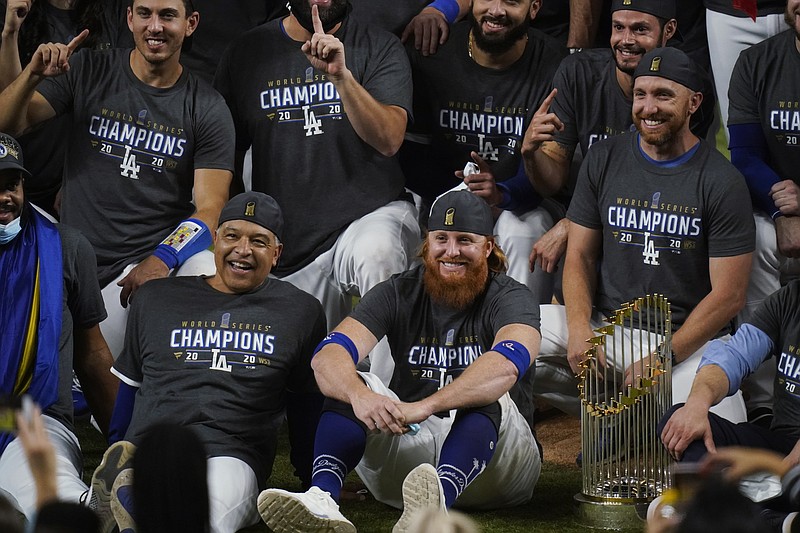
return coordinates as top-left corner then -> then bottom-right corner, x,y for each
257,486 -> 356,533
392,463 -> 446,533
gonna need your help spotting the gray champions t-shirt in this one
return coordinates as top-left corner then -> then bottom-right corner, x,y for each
567,133 -> 755,332
38,48 -> 235,286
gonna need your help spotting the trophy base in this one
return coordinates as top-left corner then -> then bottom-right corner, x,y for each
574,493 -> 650,531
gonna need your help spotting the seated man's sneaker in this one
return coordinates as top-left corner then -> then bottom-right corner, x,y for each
111,468 -> 136,533
392,463 -> 446,533
86,441 -> 137,533
257,486 -> 356,533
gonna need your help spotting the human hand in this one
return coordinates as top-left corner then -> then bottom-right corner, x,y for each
567,324 -> 604,376
521,89 -> 564,156
350,389 -> 407,435
529,218 -> 569,273
16,401 -> 58,506
455,152 -> 503,207
28,29 -> 88,78
660,403 -> 714,461
301,5 -> 347,80
3,0 -> 32,34
396,400 -> 432,427
702,446 -> 787,482
401,6 -> 449,56
770,180 -> 800,216
623,352 -> 666,388
117,254 -> 169,308
775,215 -> 800,258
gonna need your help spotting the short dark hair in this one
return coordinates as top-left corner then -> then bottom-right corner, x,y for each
129,0 -> 196,16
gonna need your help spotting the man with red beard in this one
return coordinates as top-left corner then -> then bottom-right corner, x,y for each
257,190 -> 542,533
532,47 -> 755,423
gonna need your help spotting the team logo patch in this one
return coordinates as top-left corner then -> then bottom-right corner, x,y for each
444,208 -> 455,226
623,0 -> 631,5
650,57 -> 662,72
245,202 -> 256,217
0,141 -> 20,161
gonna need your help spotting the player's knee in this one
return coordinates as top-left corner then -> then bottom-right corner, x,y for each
657,403 -> 685,435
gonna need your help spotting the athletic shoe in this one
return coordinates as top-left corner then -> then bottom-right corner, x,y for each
111,468 -> 136,533
257,486 -> 356,533
87,441 -> 137,533
392,463 -> 446,533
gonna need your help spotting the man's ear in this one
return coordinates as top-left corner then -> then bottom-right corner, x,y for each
185,11 -> 200,38
662,19 -> 677,44
529,0 -> 542,20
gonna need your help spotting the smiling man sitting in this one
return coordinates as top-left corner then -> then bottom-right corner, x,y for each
258,190 -> 543,533
88,192 -> 327,533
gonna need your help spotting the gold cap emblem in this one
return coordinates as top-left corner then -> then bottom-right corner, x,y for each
650,57 -> 661,72
444,208 -> 455,226
623,0 -> 631,4
244,202 -> 256,217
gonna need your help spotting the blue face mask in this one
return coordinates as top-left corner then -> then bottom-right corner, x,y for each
0,216 -> 21,244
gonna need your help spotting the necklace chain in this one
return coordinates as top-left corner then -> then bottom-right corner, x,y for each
468,30 -> 474,59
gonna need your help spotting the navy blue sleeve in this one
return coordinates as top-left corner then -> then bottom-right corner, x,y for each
729,123 -> 783,218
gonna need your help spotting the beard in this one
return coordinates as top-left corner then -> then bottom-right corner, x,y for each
289,0 -> 349,33
469,11 -> 529,55
423,252 -> 489,310
613,45 -> 647,75
635,113 -> 684,147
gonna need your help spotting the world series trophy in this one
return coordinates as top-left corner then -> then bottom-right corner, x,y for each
575,294 -> 673,530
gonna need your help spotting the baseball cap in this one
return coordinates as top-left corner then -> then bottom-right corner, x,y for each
428,190 -> 493,236
0,132 -> 31,178
633,47 -> 703,93
610,0 -> 676,20
218,192 -> 284,241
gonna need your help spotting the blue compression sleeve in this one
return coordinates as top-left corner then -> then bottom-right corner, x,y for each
428,0 -> 459,23
496,160 -> 542,212
729,123 -> 783,218
697,323 -> 774,396
107,382 -> 138,445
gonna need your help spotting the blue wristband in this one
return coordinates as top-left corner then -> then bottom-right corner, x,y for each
314,331 -> 359,364
429,0 -> 459,23
153,218 -> 211,270
492,340 -> 530,382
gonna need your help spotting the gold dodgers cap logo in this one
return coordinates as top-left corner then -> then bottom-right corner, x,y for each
444,208 -> 455,226
244,202 -> 256,217
650,57 -> 661,72
623,0 -> 631,4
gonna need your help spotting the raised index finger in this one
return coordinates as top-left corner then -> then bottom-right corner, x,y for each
536,88 -> 558,115
67,29 -> 89,52
311,4 -> 324,35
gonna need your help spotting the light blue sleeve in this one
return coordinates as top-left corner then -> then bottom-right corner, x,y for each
697,324 -> 774,396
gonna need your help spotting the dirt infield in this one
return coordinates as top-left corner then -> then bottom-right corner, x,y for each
535,409 -> 581,466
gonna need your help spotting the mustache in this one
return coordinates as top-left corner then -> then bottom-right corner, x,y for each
615,45 -> 646,55
480,15 -> 509,26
